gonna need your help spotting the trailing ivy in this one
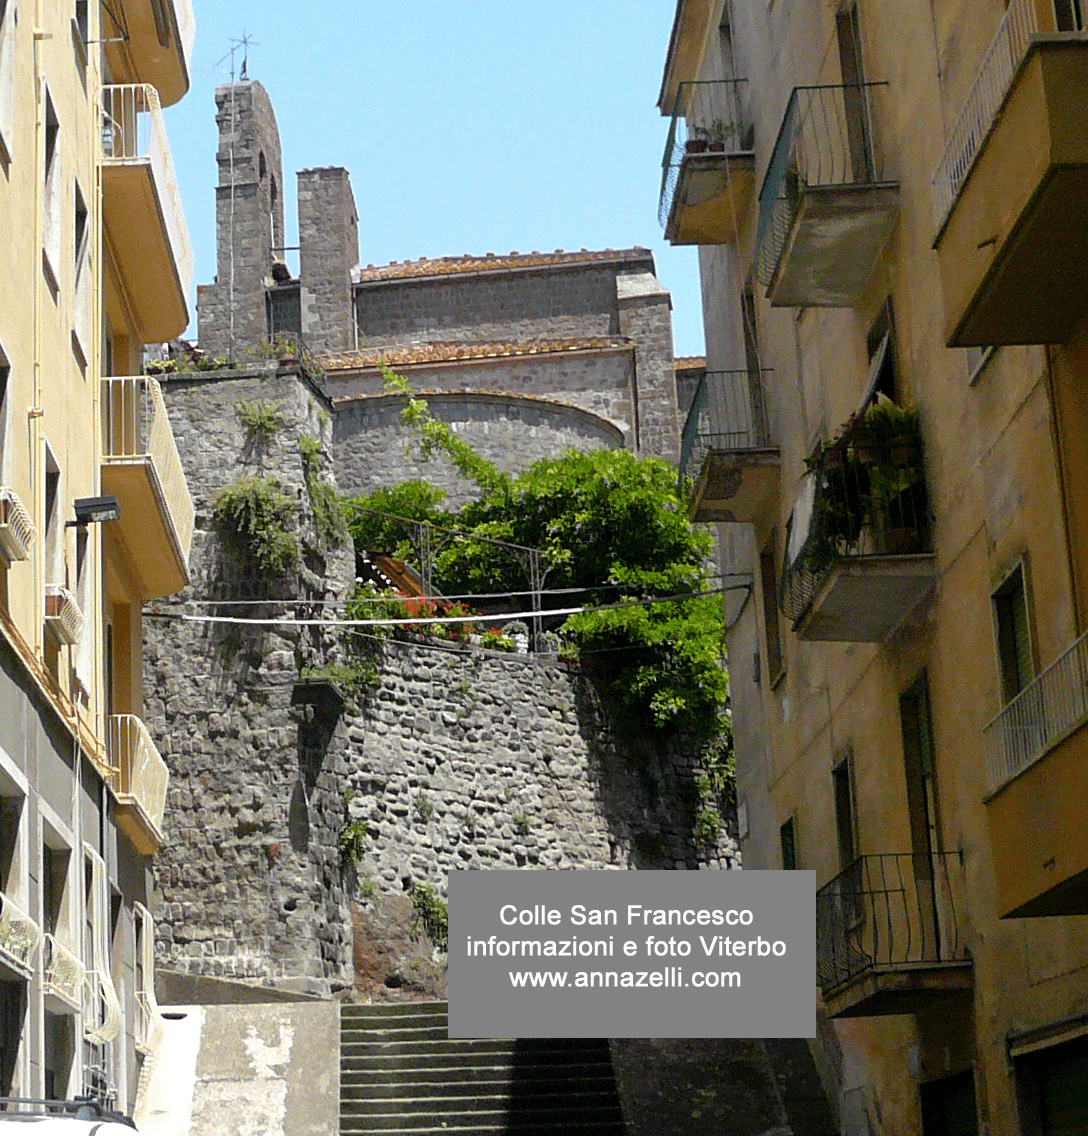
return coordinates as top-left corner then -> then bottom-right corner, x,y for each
213,476 -> 299,577
300,433 -> 348,547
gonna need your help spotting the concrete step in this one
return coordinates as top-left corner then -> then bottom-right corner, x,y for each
341,1025 -> 451,1043
340,1119 -> 627,1136
342,1002 -> 449,1020
341,1073 -> 619,1096
343,1092 -> 625,1117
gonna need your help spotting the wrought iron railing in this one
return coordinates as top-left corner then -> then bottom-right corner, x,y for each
101,376 -> 195,568
931,0 -> 1039,230
756,83 -> 893,286
107,715 -> 169,837
101,84 -> 194,302
0,891 -> 40,977
679,369 -> 774,488
983,627 -> 1088,795
0,487 -> 36,565
659,79 -> 752,229
780,435 -> 930,624
816,852 -> 968,994
42,934 -> 85,1008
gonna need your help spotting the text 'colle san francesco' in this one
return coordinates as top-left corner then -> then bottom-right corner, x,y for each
498,905 -> 757,927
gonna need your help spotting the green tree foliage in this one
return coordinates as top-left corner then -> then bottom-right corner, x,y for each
213,476 -> 299,577
343,370 -> 730,743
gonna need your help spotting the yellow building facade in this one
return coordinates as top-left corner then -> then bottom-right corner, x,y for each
662,0 -> 1088,1131
0,0 -> 193,1109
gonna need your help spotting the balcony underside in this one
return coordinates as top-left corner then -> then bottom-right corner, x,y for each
823,962 -> 974,1019
665,153 -> 755,245
689,448 -> 779,525
102,461 -> 188,598
115,797 -> 164,857
936,41 -> 1088,347
987,718 -> 1088,917
102,163 -> 188,343
767,183 -> 899,307
103,1 -> 190,107
795,554 -> 936,642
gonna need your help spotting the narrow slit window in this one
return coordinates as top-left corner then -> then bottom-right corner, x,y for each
994,565 -> 1033,703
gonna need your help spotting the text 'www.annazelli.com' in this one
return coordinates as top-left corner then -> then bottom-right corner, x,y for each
508,969 -> 741,989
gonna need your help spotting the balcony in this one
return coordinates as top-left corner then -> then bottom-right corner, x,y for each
931,0 -> 1088,345
659,80 -> 754,245
101,377 -> 194,598
101,85 -> 193,344
817,853 -> 972,1018
42,934 -> 84,1012
984,628 -> 1088,916
0,891 -> 40,979
756,84 -> 899,307
780,404 -> 936,641
0,488 -> 36,567
102,0 -> 194,108
679,369 -> 778,525
107,715 -> 170,856
44,584 -> 84,646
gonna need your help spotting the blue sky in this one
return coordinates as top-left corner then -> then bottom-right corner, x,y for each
164,0 -> 706,357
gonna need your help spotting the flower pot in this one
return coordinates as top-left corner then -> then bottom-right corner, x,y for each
685,138 -> 709,154
708,140 -> 726,152
850,430 -> 883,464
889,437 -> 921,468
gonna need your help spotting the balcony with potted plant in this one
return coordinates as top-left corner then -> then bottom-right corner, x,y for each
659,79 -> 755,245
780,398 -> 937,641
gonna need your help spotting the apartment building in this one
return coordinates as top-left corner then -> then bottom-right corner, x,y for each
0,0 -> 194,1110
660,0 -> 1088,1131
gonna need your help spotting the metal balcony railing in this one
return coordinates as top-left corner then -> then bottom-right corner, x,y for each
101,376 -> 195,565
84,969 -> 122,1044
42,934 -> 85,1008
101,84 -> 194,302
983,627 -> 1088,795
107,715 -> 169,837
0,487 -> 36,565
756,83 -> 893,286
931,0 -> 1039,230
44,584 -> 85,645
816,852 -> 968,994
0,891 -> 40,977
780,430 -> 930,624
659,79 -> 752,229
679,369 -> 774,487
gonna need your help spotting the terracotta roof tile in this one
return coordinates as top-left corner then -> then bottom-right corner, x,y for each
353,247 -> 653,284
674,356 -> 707,370
322,337 -> 632,372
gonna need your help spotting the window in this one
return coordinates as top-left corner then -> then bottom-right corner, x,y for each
43,446 -> 61,584
42,93 -> 60,289
994,564 -> 1033,703
780,816 -> 798,870
832,754 -> 858,871
72,180 -> 90,365
760,546 -> 784,684
41,841 -> 69,937
1055,0 -> 1086,31
0,0 -> 14,165
836,3 -> 874,182
864,301 -> 897,405
0,345 -> 9,482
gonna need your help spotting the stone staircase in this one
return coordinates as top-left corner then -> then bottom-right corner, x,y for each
340,1001 -> 627,1135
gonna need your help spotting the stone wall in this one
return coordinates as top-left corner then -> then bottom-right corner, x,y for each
145,364 -> 356,997
298,167 -> 358,354
198,81 -> 285,359
333,391 -> 625,506
353,262 -> 640,347
341,639 -> 738,891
